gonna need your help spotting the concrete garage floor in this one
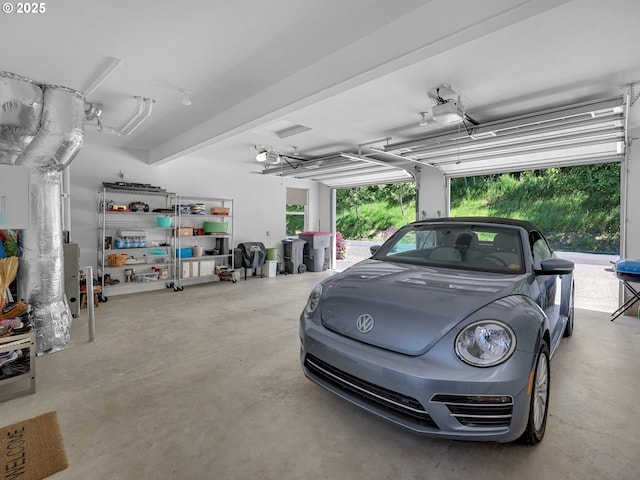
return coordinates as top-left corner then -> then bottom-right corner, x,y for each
1,267 -> 639,479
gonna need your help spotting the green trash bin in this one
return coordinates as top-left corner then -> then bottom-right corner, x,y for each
265,248 -> 277,261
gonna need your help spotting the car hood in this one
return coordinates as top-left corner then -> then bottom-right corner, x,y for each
320,260 -> 528,356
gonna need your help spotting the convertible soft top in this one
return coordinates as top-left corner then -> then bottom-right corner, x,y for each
411,216 -> 540,234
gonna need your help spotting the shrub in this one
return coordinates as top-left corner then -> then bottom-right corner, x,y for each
336,231 -> 348,260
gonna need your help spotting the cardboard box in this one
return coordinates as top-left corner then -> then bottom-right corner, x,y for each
190,261 -> 199,277
200,260 -> 215,276
173,227 -> 193,237
211,207 -> 230,215
181,261 -> 199,278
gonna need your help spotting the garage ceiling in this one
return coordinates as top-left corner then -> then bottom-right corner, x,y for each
260,96 -> 627,185
1,0 -> 640,186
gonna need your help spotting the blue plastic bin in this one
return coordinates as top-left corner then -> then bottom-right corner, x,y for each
176,247 -> 193,258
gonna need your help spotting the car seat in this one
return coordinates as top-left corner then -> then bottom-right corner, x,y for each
490,232 -> 521,267
455,232 -> 482,260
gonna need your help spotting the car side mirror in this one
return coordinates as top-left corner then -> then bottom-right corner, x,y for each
536,258 -> 574,275
370,245 -> 380,255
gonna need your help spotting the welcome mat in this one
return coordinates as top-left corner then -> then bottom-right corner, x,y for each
0,412 -> 68,480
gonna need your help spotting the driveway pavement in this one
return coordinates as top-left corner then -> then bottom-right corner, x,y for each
336,240 -> 621,314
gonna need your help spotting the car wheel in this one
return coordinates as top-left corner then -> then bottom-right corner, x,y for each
563,281 -> 575,337
521,341 -> 550,445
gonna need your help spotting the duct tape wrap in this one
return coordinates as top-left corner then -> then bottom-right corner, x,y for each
0,71 -> 43,165
30,294 -> 73,356
14,83 -> 84,354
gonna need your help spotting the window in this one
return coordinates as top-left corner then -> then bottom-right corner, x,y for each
388,230 -> 418,255
375,223 -> 525,274
286,204 -> 305,236
286,188 -> 307,236
531,232 -> 553,269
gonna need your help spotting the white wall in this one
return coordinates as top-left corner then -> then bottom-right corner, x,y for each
69,143 -> 319,269
317,184 -> 332,232
617,127 -> 640,310
417,165 -> 447,219
623,127 -> 640,260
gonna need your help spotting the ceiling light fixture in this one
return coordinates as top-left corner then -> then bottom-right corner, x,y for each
427,85 -> 468,125
432,97 -> 464,124
255,150 -> 280,164
254,145 -> 306,166
255,145 -> 270,163
180,89 -> 192,106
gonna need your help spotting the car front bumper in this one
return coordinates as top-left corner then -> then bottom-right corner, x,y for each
300,316 -> 536,443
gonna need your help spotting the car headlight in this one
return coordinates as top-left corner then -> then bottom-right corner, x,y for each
304,284 -> 323,316
455,320 -> 516,367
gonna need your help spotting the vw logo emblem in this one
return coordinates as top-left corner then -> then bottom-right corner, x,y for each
356,314 -> 375,334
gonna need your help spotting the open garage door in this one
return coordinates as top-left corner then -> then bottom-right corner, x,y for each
383,95 -> 628,260
258,152 -> 414,188
258,96 -> 625,186
382,96 -> 626,178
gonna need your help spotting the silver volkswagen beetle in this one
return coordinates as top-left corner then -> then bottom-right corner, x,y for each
300,217 -> 575,444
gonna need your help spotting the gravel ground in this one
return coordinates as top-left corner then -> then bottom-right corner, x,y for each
336,240 -> 622,314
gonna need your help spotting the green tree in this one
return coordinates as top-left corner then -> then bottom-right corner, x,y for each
336,164 -> 620,253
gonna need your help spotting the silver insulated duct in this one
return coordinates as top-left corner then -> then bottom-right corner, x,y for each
0,71 -> 84,354
0,72 -> 42,166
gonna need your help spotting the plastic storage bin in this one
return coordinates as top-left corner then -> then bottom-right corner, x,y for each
265,260 -> 277,277
176,247 -> 194,258
135,272 -> 159,282
156,216 -> 173,227
148,254 -> 170,264
203,221 -> 228,233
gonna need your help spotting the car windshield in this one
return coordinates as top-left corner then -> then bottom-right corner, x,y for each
373,223 -> 525,274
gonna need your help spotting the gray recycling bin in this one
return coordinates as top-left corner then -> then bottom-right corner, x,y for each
298,231 -> 331,272
282,238 -> 307,274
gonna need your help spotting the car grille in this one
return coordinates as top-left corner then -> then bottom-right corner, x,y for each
431,394 -> 513,428
304,354 -> 437,429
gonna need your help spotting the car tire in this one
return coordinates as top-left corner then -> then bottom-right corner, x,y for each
563,281 -> 575,337
521,341 -> 550,445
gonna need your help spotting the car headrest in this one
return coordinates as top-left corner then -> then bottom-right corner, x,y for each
455,232 -> 478,250
493,232 -> 518,252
